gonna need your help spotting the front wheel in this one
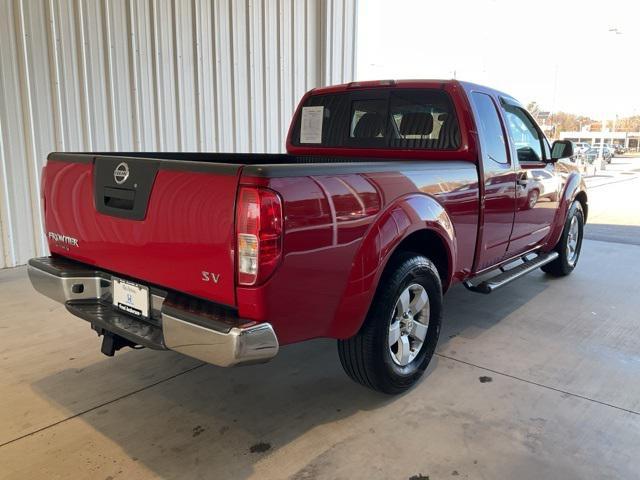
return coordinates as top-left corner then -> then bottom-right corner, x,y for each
541,201 -> 584,276
337,253 -> 442,394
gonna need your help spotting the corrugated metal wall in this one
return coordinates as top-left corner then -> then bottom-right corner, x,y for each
0,0 -> 357,269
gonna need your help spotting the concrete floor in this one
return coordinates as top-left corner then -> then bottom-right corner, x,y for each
1,159 -> 640,479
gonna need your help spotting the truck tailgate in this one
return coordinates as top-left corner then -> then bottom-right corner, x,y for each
42,154 -> 241,307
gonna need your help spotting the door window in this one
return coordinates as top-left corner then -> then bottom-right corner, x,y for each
501,102 -> 544,163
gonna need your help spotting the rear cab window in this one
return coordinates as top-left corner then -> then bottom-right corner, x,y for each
291,88 -> 461,150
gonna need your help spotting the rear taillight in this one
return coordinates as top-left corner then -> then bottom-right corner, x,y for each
236,186 -> 283,286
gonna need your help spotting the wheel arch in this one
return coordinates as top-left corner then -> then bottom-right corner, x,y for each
384,229 -> 450,290
327,193 -> 456,340
544,171 -> 588,252
574,189 -> 588,222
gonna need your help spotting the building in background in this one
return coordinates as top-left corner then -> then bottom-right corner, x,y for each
0,0 -> 358,268
559,131 -> 640,150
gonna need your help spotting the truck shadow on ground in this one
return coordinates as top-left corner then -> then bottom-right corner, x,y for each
438,277 -> 549,346
584,223 -> 640,246
30,275 -> 551,479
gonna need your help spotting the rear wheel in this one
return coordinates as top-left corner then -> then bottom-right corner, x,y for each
337,253 -> 442,394
541,201 -> 584,276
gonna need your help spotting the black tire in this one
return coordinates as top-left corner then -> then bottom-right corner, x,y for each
337,252 -> 442,394
541,201 -> 584,276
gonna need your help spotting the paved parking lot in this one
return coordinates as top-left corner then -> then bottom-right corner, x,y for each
583,154 -> 640,245
1,158 -> 639,479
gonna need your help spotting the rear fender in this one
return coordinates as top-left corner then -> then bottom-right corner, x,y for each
327,193 -> 455,339
544,171 -> 587,251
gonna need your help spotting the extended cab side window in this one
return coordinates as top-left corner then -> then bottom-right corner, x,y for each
501,102 -> 544,163
470,92 -> 509,165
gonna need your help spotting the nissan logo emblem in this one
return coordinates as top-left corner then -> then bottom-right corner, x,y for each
114,162 -> 129,185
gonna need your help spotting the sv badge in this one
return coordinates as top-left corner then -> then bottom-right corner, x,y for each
201,271 -> 220,284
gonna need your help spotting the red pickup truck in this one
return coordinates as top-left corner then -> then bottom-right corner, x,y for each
29,80 -> 587,394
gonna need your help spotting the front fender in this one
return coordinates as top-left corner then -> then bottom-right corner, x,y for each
544,171 -> 587,251
327,193 -> 456,339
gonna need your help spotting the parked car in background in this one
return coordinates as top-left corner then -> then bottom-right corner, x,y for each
614,144 -> 626,155
572,142 -> 591,155
592,143 -> 615,162
584,147 -> 612,164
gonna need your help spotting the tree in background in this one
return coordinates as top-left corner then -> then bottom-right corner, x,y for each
550,112 -> 594,134
526,101 -> 541,118
527,102 -> 639,139
617,116 -> 640,132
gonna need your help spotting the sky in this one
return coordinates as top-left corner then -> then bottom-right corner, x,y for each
357,0 -> 640,119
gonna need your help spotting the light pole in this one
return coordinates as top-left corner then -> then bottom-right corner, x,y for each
599,118 -> 606,171
597,27 -> 624,169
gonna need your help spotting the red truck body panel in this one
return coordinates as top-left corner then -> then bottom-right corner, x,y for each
43,159 -> 239,307
38,79 -> 587,348
237,163 -> 478,344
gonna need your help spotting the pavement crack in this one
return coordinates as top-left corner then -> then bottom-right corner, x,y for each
436,353 -> 640,416
0,363 -> 205,449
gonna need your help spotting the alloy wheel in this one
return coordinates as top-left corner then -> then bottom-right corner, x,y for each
388,283 -> 430,366
566,215 -> 580,266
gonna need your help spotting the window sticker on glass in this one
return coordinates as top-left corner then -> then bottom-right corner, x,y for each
300,106 -> 324,143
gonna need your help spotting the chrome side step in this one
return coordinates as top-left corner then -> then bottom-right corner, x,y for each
464,252 -> 559,294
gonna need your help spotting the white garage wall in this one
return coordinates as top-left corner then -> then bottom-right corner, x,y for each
0,0 -> 358,269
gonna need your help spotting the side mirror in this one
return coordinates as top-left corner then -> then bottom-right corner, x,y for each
550,140 -> 573,161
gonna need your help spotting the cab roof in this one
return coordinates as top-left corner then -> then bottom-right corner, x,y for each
310,79 -> 458,95
309,79 -> 517,105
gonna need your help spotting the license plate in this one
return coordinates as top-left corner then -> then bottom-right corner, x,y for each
112,277 -> 149,318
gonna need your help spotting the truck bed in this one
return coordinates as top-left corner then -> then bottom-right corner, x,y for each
43,152 -> 478,316
50,151 -> 384,165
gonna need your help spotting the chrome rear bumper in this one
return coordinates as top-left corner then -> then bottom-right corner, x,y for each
27,257 -> 279,367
